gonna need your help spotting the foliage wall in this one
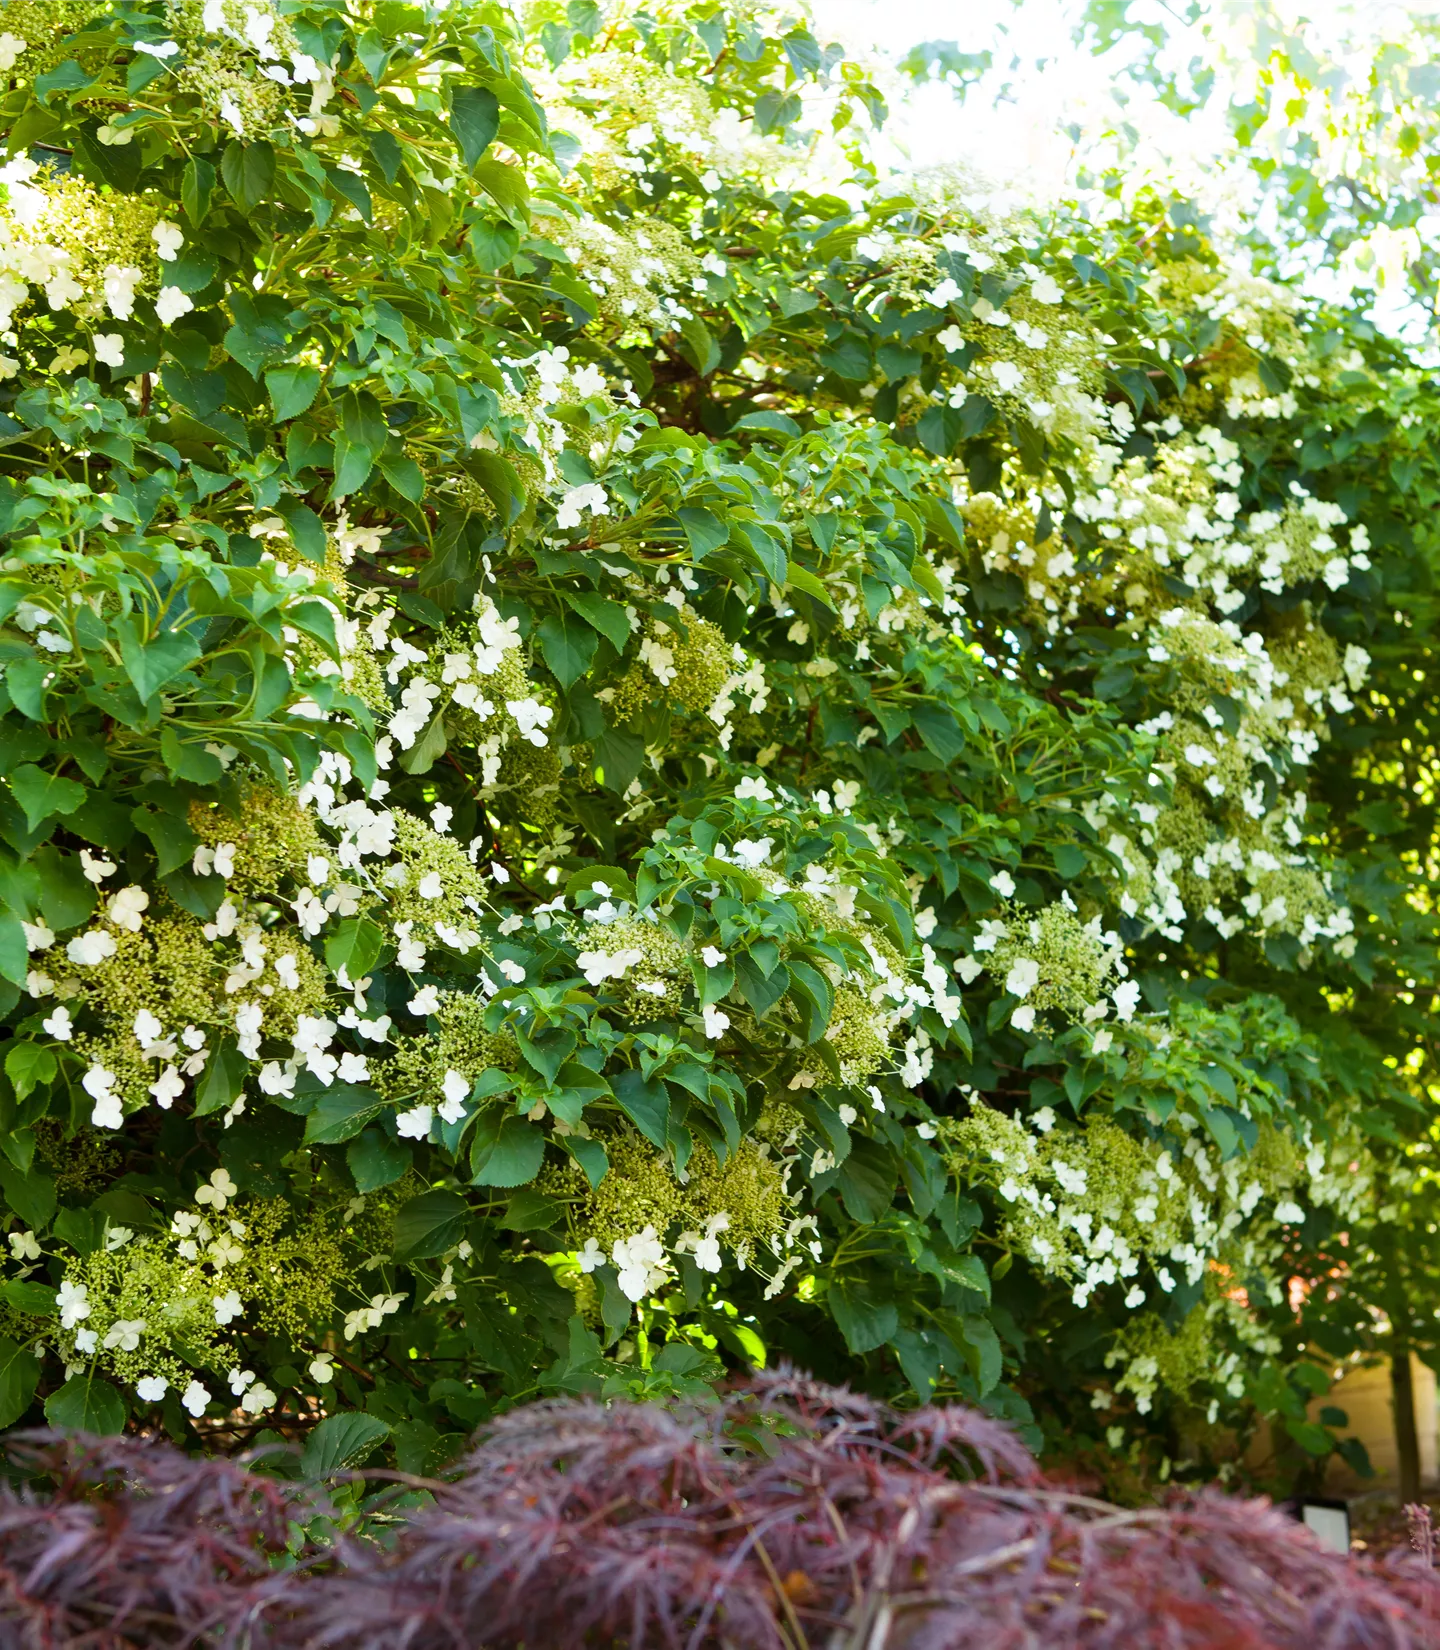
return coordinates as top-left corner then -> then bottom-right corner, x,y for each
0,0 -> 1435,1482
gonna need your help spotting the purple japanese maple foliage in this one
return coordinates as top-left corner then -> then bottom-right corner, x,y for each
1,1375 -> 1437,1649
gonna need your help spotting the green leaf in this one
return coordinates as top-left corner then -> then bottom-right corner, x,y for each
347,1128 -> 412,1193
0,1280 -> 56,1317
828,1279 -> 898,1354
266,364 -> 322,422
0,1337 -> 39,1428
450,84 -> 501,169
472,157 -> 529,218
45,1375 -> 126,1435
8,765 -> 86,832
833,1137 -> 897,1223
0,1162 -> 56,1230
301,1412 -> 392,1476
537,611 -> 598,689
394,1188 -> 469,1258
181,155 -> 215,223
220,140 -> 275,212
193,1037 -> 247,1117
563,591 -> 630,652
118,626 -> 201,703
5,1042 -> 55,1102
469,1114 -> 546,1187
677,506 -> 729,559
500,1186 -> 566,1230
733,411 -> 800,440
611,1068 -> 670,1151
325,917 -> 384,983
304,1086 -> 385,1145
0,917 -> 24,988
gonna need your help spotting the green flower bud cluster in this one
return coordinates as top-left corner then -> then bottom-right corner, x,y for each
188,785 -> 323,896
384,811 -> 487,935
559,213 -> 701,336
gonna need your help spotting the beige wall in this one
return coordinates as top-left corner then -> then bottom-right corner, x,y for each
1319,1355 -> 1437,1493
1242,1355 -> 1437,1491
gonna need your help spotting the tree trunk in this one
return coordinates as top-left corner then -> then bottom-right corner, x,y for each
1392,1338 -> 1422,1505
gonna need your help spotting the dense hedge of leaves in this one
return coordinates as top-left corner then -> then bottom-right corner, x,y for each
3,1383 -> 1440,1648
0,0 -> 1436,1486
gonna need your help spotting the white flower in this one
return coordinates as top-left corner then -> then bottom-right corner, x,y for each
1030,273 -> 1064,303
701,946 -> 727,968
67,929 -> 118,967
80,850 -> 116,884
195,1167 -> 239,1210
1274,1199 -> 1305,1224
408,985 -> 441,1016
497,958 -> 526,983
506,698 -> 554,746
83,1066 -> 123,1128
308,1352 -> 335,1384
155,285 -> 195,326
240,1383 -> 275,1415
988,359 -> 1023,394
107,885 -> 149,933
41,1005 -> 72,1040
396,1104 -> 433,1139
213,1290 -> 243,1325
730,838 -> 772,869
149,1065 -> 185,1108
1005,958 -> 1040,998
152,220 -> 184,260
136,1376 -> 168,1403
0,33 -> 26,72
1111,979 -> 1142,1022
577,1237 -> 606,1272
102,263 -> 142,319
1010,1004 -> 1036,1032
1091,1028 -> 1114,1055
952,955 -> 984,984
258,1060 -> 295,1097
612,1225 -> 668,1302
417,872 -> 444,900
430,803 -> 453,834
93,332 -> 125,368
734,774 -> 773,803
990,869 -> 1016,898
337,1052 -> 370,1083
58,1280 -> 90,1329
556,482 -> 609,529
181,1380 -> 211,1417
703,1004 -> 730,1039
103,1318 -> 145,1352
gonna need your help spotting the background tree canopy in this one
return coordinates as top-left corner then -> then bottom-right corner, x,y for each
0,0 -> 1436,1493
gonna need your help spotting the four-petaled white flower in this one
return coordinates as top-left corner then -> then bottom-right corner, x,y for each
136,1376 -> 168,1403
107,885 -> 149,933
213,1290 -> 243,1325
93,332 -> 125,368
556,482 -> 609,530
182,1379 -> 211,1417
152,220 -> 184,260
702,1004 -> 730,1040
196,1167 -> 239,1211
58,1280 -> 90,1328
41,1005 -> 72,1041
155,285 -> 194,326
396,1104 -> 433,1139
